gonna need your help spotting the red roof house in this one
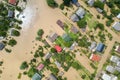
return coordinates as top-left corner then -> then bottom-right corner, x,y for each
36,64 -> 44,71
90,54 -> 101,62
8,0 -> 16,5
55,45 -> 62,52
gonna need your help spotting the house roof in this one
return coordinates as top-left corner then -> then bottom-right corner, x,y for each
96,43 -> 105,52
62,33 -> 71,42
48,32 -> 58,43
96,8 -> 103,13
56,20 -> 64,30
70,26 -> 79,34
32,73 -> 41,80
115,66 -> 120,72
44,53 -> 52,59
37,64 -> 44,71
87,0 -> 94,6
8,10 -> 14,18
106,65 -> 115,73
70,14 -> 79,22
49,73 -> 57,80
117,13 -> 120,19
110,56 -> 120,63
76,7 -> 85,18
112,22 -> 120,31
117,62 -> 120,67
89,42 -> 97,51
90,54 -> 101,61
0,43 -> 5,50
115,46 -> 120,53
55,61 -> 61,68
71,0 -> 78,4
102,73 -> 111,80
8,0 -> 16,5
70,42 -> 78,50
55,45 -> 62,52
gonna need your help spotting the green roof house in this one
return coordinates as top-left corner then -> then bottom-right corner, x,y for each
62,33 -> 72,42
32,73 -> 41,80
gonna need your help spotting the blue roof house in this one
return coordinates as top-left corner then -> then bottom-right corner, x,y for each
96,43 -> 105,52
71,0 -> 78,4
32,73 -> 42,80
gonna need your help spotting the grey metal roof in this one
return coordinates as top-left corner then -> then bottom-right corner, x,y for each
8,10 -> 14,18
70,14 -> 79,22
76,7 -> 85,18
32,73 -> 41,80
106,65 -> 115,73
49,73 -> 57,80
0,43 -> 5,50
88,0 -> 94,6
112,22 -> 120,31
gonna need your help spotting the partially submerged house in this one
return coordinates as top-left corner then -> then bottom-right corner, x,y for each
56,20 -> 64,30
70,14 -> 79,22
48,32 -> 58,43
106,65 -> 115,73
70,26 -> 79,34
96,43 -> 105,52
101,73 -> 118,80
49,73 -> 57,80
36,64 -> 44,71
76,7 -> 85,19
8,10 -> 14,18
32,73 -> 42,80
112,22 -> 120,31
87,0 -> 95,6
8,0 -> 16,5
110,56 -> 120,64
90,54 -> 101,62
0,42 -> 5,50
115,45 -> 120,53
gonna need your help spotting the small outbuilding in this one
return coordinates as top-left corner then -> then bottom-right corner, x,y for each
32,73 -> 42,80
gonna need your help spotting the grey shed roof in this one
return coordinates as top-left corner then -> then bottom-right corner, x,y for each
49,73 -> 57,80
112,22 -> 120,31
44,53 -> 52,60
96,8 -> 103,13
106,65 -> 115,73
70,14 -> 79,22
32,73 -> 41,80
70,26 -> 79,34
48,32 -> 58,43
0,43 -> 5,50
76,7 -> 85,18
87,0 -> 94,6
8,10 -> 14,18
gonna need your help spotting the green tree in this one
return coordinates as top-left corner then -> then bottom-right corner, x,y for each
12,30 -> 20,36
94,0 -> 104,9
20,61 -> 28,70
37,29 -> 44,37
77,19 -> 87,28
63,0 -> 71,6
8,39 -> 17,47
46,0 -> 58,8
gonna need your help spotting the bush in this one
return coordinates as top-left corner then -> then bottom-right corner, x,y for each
97,15 -> 100,19
8,39 -> 17,47
59,3 -> 64,10
12,30 -> 20,36
20,61 -> 28,70
96,23 -> 104,30
37,29 -> 44,37
63,0 -> 71,6
46,0 -> 58,8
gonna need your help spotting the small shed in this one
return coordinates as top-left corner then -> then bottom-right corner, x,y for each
117,13 -> 120,19
54,61 -> 61,68
44,53 -> 52,60
48,32 -> 58,43
87,0 -> 94,6
70,26 -> 79,34
8,10 -> 14,18
70,14 -> 79,22
115,45 -> 120,53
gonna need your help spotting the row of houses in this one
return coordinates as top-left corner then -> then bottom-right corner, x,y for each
100,55 -> 120,80
70,7 -> 86,22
